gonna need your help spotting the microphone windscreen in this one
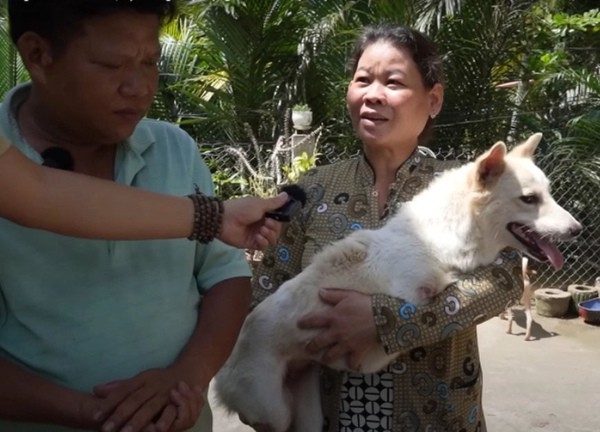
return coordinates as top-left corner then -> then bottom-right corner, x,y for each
264,184 -> 308,222
280,184 -> 307,207
41,147 -> 74,171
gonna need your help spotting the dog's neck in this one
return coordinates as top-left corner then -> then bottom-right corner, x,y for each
397,164 -> 502,273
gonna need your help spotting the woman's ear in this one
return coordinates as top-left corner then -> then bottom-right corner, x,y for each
428,83 -> 444,118
16,32 -> 54,85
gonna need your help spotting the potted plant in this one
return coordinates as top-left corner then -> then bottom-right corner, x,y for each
291,104 -> 313,131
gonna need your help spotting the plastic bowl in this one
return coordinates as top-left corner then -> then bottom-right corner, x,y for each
578,297 -> 600,324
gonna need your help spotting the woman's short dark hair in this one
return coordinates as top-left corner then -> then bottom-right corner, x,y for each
8,0 -> 177,54
348,23 -> 444,88
348,24 -> 444,144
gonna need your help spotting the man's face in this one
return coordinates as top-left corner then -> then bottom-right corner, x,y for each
39,10 -> 161,145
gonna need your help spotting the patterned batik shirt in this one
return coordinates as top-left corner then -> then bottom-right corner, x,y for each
252,152 -> 523,432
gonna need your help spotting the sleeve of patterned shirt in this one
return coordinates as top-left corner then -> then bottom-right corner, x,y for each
372,248 -> 524,355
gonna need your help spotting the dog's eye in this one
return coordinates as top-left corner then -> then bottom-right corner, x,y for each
520,195 -> 539,205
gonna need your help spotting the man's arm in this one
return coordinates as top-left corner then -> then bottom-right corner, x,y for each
0,357 -> 109,428
92,277 -> 251,432
91,137 -> 257,432
176,276 -> 252,388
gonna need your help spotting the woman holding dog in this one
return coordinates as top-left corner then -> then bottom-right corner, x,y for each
252,24 -> 523,431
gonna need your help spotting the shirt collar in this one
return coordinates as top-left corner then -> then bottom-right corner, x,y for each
357,146 -> 424,186
0,83 -> 40,161
1,82 -> 153,185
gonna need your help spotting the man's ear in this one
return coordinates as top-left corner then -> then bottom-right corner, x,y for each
509,133 -> 542,158
471,141 -> 507,190
16,31 -> 55,84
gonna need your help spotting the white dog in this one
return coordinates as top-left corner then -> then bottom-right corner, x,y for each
215,133 -> 582,432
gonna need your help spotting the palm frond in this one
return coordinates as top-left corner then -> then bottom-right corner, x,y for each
0,14 -> 29,98
538,110 -> 598,179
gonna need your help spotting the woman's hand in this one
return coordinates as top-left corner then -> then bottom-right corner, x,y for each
297,288 -> 380,371
219,194 -> 288,250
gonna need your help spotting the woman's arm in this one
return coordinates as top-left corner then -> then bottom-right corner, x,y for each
0,144 -> 285,248
300,249 -> 523,366
373,248 -> 523,354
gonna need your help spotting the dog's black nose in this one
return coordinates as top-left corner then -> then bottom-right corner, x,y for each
570,224 -> 583,238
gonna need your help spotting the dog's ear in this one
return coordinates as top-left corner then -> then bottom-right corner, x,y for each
472,141 -> 507,189
509,133 -> 542,158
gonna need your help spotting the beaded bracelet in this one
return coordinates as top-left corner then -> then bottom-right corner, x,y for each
186,189 -> 224,243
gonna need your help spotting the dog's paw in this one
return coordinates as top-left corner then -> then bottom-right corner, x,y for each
417,285 -> 438,303
340,245 -> 369,264
320,237 -> 369,270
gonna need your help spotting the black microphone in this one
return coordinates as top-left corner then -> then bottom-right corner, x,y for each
265,184 -> 307,222
41,147 -> 74,171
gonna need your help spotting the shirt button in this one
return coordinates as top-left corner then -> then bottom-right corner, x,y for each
372,190 -> 378,197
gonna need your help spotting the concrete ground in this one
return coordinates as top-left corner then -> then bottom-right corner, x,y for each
209,308 -> 600,432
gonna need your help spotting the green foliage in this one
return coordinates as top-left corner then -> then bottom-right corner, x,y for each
546,110 -> 600,184
173,0 -> 311,143
549,8 -> 600,33
282,151 -> 320,183
215,121 -> 323,198
0,6 -> 29,99
292,104 -> 311,112
200,145 -> 248,198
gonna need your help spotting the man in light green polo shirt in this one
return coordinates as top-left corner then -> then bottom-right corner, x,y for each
0,1 -> 254,431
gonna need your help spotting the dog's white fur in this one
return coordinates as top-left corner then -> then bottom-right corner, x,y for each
215,134 -> 582,432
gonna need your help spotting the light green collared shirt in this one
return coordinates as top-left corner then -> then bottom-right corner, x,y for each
0,84 -> 250,431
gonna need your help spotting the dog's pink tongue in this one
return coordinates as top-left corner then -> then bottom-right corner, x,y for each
536,236 -> 564,270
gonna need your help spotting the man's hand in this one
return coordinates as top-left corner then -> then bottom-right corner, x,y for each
165,381 -> 206,432
93,367 -> 205,432
297,289 -> 379,371
218,193 -> 288,250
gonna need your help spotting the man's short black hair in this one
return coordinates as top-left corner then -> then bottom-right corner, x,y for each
8,0 -> 177,53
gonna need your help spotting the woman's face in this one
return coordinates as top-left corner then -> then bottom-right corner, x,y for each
347,41 -> 443,152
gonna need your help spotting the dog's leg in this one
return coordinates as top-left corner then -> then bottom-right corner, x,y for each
521,257 -> 534,341
523,284 -> 533,341
289,366 -> 323,432
314,234 -> 369,275
216,343 -> 294,432
506,307 -> 514,334
236,358 -> 293,432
